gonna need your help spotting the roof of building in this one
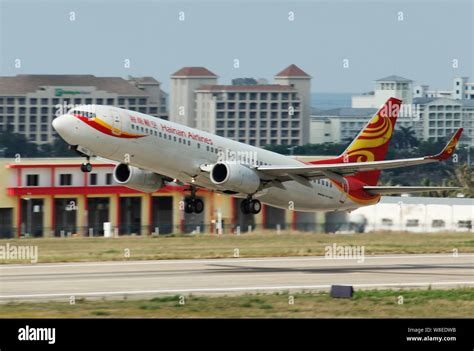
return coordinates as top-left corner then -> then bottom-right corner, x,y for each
413,97 -> 474,107
196,84 -> 296,92
413,97 -> 437,105
171,67 -> 217,77
312,107 -> 377,117
274,64 -> 311,78
128,76 -> 160,85
0,74 -> 150,96
376,75 -> 412,82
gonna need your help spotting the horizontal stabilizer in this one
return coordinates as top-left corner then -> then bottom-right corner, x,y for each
256,128 -> 463,183
363,186 -> 459,195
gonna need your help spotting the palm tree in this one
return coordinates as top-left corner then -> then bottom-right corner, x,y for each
446,164 -> 474,198
392,126 -> 419,149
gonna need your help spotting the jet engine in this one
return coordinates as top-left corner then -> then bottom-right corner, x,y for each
210,162 -> 261,194
113,163 -> 164,193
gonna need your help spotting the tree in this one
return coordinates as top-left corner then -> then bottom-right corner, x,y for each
0,131 -> 41,157
446,164 -> 474,198
39,136 -> 73,157
391,126 -> 419,149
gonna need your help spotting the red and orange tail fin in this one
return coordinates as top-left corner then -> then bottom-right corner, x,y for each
311,97 -> 402,185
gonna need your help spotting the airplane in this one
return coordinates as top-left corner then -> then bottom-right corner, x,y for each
52,97 -> 463,215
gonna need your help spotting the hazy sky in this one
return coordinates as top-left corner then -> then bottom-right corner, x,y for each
0,0 -> 472,93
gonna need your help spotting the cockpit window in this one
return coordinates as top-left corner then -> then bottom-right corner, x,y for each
69,109 -> 96,119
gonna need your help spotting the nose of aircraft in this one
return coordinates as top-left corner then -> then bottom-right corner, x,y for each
52,114 -> 77,144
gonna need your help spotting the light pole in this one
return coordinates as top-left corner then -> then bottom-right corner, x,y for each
398,201 -> 403,232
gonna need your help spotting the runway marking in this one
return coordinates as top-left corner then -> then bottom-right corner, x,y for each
1,281 -> 473,300
1,253 -> 473,270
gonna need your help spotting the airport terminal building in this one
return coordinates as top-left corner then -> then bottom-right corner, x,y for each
0,158 -> 322,238
0,74 -> 168,145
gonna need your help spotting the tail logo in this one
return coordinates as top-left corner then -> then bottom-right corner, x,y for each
345,112 -> 395,162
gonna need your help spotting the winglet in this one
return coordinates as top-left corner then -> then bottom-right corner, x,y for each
428,128 -> 463,161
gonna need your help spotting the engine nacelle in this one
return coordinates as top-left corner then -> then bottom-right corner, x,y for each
210,162 -> 260,194
113,163 -> 164,193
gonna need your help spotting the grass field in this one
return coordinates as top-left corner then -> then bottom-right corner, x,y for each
1,231 -> 473,264
1,288 -> 473,318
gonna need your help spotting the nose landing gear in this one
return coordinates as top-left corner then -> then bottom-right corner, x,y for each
240,196 -> 261,214
69,145 -> 93,173
80,160 -> 93,173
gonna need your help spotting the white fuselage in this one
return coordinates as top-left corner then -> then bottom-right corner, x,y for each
53,105 -> 361,212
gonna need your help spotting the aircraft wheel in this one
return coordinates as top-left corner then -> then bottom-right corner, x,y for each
250,199 -> 261,214
193,199 -> 204,214
81,163 -> 92,173
240,199 -> 251,214
184,200 -> 194,213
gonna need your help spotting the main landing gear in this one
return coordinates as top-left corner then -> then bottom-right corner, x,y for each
184,186 -> 204,214
240,196 -> 261,214
80,157 -> 93,173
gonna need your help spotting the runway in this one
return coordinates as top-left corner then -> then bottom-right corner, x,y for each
1,254 -> 473,301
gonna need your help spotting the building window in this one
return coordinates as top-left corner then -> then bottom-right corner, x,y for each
26,174 -> 39,186
90,173 -> 98,185
105,173 -> 113,185
60,174 -> 72,186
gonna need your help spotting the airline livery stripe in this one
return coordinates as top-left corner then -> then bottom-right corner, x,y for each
73,114 -> 146,139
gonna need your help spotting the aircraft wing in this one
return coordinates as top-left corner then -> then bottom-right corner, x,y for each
362,186 -> 459,195
257,128 -> 463,180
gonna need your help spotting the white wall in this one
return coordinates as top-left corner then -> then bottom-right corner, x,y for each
350,201 -> 473,233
